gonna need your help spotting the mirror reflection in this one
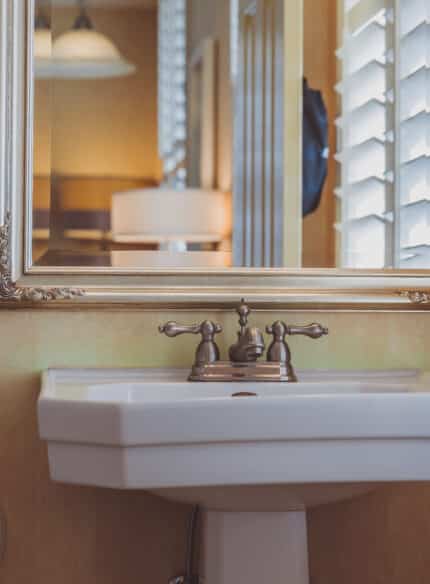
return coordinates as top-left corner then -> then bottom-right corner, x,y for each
32,0 -> 429,269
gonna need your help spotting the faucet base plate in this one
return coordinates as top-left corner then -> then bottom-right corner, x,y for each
189,361 -> 297,383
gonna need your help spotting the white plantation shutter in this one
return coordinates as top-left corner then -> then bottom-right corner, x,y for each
397,0 -> 430,267
158,0 -> 187,185
336,0 -> 429,268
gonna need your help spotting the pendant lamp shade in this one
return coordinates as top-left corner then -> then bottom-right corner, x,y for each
34,28 -> 51,59
34,12 -> 52,79
51,28 -> 136,79
34,5 -> 136,80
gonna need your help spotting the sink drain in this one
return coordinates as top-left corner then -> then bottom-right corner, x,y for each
231,392 -> 258,398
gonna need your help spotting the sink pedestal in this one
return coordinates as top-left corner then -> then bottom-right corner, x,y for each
202,511 -> 309,584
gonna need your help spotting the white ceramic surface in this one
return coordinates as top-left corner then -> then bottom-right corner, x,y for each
38,368 -> 430,511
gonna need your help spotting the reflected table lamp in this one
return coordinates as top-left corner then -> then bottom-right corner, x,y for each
111,188 -> 232,253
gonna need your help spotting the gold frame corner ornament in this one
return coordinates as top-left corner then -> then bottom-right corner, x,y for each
0,215 -> 84,303
400,291 -> 430,305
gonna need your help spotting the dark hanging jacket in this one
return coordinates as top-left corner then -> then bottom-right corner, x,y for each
302,78 -> 329,217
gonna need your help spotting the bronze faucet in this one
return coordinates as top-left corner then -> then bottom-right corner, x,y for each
229,300 -> 266,362
159,300 -> 328,382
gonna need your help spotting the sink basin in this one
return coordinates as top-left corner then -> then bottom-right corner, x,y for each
38,368 -> 430,505
38,368 -> 430,584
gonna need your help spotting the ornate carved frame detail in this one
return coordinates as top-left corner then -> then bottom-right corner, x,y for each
0,0 -> 429,309
0,214 -> 83,302
400,291 -> 430,305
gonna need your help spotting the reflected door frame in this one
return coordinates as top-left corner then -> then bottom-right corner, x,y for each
233,0 -> 303,268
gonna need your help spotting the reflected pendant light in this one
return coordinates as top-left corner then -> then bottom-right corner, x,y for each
34,10 -> 53,79
35,0 -> 136,80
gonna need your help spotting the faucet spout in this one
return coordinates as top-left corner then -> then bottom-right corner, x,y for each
228,300 -> 265,363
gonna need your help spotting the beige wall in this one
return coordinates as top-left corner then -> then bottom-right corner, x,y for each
34,7 -> 162,182
309,484 -> 430,584
1,308 -> 430,582
187,0 -> 233,192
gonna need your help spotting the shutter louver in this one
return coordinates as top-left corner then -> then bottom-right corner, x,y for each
398,0 -> 429,267
337,0 -> 429,268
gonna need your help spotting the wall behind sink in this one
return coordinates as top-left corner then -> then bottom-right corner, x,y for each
0,308 -> 429,583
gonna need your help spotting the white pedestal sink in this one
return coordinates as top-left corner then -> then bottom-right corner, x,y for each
38,368 -> 430,584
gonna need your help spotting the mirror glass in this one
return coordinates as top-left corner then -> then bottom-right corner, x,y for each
31,0 -> 429,269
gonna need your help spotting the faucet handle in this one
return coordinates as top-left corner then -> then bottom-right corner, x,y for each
265,321 -> 328,364
159,321 -> 222,339
159,320 -> 223,365
265,321 -> 291,363
286,323 -> 329,339
266,321 -> 328,339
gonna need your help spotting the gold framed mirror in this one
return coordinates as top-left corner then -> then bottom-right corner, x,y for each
0,0 -> 429,308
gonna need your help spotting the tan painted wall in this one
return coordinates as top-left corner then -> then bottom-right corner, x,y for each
309,484 -> 430,584
34,7 -> 162,182
0,308 -> 430,583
